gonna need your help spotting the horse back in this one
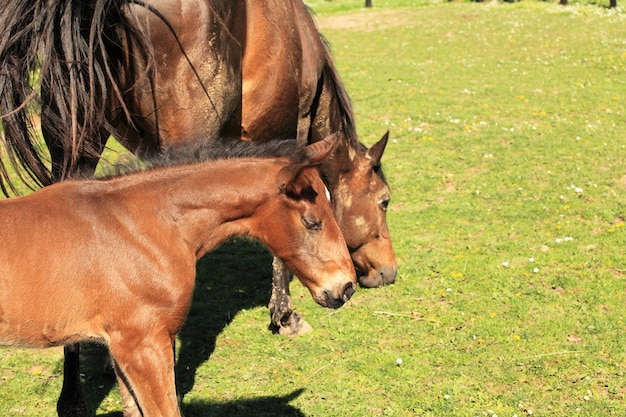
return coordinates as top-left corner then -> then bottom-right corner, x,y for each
110,0 -> 245,154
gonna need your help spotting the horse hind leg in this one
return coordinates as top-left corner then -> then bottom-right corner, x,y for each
268,257 -> 313,337
44,128 -> 109,182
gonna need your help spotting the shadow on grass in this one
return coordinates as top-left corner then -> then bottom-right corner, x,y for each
97,389 -> 306,417
76,238 -> 293,416
182,389 -> 306,417
175,238 -> 274,398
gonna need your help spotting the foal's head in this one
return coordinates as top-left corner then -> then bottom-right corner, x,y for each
254,134 -> 356,309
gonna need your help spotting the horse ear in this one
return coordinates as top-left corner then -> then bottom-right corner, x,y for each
278,165 -> 318,200
279,133 -> 339,197
301,132 -> 341,164
366,131 -> 390,165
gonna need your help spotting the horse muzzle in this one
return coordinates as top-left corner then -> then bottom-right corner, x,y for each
318,281 -> 356,309
358,263 -> 398,288
350,237 -> 397,288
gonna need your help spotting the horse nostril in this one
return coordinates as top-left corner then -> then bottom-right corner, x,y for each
323,282 -> 355,308
342,282 -> 355,302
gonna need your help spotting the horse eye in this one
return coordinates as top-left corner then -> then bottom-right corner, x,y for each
302,217 -> 322,231
379,199 -> 390,212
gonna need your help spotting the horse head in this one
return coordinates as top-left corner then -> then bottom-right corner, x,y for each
322,131 -> 398,288
255,134 -> 357,308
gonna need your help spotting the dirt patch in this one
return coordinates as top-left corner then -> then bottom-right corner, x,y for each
315,9 -> 419,32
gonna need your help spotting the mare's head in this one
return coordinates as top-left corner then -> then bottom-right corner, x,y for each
238,0 -> 397,288
255,134 -> 356,308
304,46 -> 397,288
322,132 -> 397,288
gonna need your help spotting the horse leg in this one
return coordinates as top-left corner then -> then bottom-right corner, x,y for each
56,344 -> 88,417
268,257 -> 313,337
114,362 -> 142,417
44,128 -> 109,182
109,330 -> 181,417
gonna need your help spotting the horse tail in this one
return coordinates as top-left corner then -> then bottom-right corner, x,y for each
294,0 -> 358,148
0,2 -> 52,194
0,0 -> 154,195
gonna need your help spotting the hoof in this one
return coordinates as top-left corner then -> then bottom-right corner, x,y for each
270,312 -> 313,338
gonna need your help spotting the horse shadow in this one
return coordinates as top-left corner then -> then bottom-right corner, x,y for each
78,238 -> 304,416
95,390 -> 305,417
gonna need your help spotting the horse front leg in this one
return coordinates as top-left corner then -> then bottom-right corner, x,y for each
56,344 -> 88,417
114,363 -> 142,417
109,330 -> 181,417
268,257 -> 313,337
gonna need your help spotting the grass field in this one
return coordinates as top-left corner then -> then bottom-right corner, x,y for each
1,1 -> 625,416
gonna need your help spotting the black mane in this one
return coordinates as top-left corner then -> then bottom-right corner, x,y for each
320,49 -> 360,149
158,137 -> 302,165
96,138 -> 303,179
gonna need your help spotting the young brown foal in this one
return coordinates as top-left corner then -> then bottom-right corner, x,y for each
0,136 -> 355,417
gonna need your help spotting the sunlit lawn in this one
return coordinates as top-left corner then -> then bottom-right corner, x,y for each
1,1 -> 625,416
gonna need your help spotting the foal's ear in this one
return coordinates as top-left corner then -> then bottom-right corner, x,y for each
278,133 -> 339,198
366,131 -> 390,166
300,132 -> 341,164
278,165 -> 319,201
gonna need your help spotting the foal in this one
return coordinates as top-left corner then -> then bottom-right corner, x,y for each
0,135 -> 355,417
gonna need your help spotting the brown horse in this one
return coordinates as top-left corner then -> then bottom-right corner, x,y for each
0,136 -> 355,417
0,0 -> 395,414
0,0 -> 396,326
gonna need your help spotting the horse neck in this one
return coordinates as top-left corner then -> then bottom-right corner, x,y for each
127,160 -> 282,258
311,63 -> 361,189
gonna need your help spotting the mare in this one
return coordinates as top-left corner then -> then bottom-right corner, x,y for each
0,0 -> 396,328
0,136 -> 355,417
0,0 -> 397,414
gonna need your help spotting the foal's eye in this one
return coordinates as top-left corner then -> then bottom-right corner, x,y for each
302,217 -> 322,231
379,199 -> 390,212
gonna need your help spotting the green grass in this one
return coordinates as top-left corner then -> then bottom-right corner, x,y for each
306,0 -> 443,14
306,0 -> 621,14
2,1 -> 626,416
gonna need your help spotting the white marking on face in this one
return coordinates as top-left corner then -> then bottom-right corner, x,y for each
324,185 -> 331,203
353,216 -> 366,229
